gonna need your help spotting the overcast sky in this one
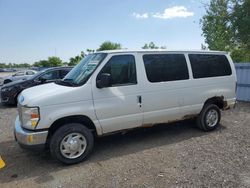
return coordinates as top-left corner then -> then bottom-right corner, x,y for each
0,0 -> 209,64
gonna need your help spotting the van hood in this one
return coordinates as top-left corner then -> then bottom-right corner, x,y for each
19,82 -> 92,107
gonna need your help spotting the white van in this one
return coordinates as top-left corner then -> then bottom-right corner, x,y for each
15,50 -> 236,164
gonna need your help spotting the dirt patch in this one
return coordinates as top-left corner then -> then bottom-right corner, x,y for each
0,102 -> 249,187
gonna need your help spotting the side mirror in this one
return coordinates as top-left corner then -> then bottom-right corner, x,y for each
39,77 -> 47,83
96,73 -> 111,88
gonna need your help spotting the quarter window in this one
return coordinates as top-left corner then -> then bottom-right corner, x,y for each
189,54 -> 232,78
98,55 -> 137,86
143,54 -> 189,83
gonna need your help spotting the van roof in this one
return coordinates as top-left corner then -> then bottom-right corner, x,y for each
99,49 -> 228,54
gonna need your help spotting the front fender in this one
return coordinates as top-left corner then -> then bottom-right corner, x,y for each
37,100 -> 103,135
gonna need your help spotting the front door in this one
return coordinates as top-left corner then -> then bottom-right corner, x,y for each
92,54 -> 143,134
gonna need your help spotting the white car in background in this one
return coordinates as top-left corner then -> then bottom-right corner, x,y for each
0,70 -> 37,85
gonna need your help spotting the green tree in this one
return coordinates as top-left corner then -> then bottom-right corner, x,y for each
33,57 -> 63,67
68,52 -> 85,66
68,55 -> 82,66
201,0 -> 233,51
142,42 -> 166,49
201,0 -> 250,62
97,41 -> 122,51
33,60 -> 49,67
231,48 -> 250,62
232,0 -> 250,50
47,56 -> 63,67
86,49 -> 95,54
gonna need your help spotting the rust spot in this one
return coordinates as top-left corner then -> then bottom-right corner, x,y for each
183,114 -> 198,119
141,123 -> 154,128
223,100 -> 230,110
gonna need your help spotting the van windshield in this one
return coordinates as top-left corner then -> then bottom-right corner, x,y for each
59,53 -> 107,86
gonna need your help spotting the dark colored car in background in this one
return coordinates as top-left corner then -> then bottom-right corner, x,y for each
1,67 -> 72,105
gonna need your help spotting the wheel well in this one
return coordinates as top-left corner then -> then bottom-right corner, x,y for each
47,115 -> 97,145
14,92 -> 22,104
204,96 -> 225,109
4,79 -> 12,84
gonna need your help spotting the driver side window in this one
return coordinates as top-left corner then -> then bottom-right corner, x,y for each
98,55 -> 137,87
39,70 -> 59,81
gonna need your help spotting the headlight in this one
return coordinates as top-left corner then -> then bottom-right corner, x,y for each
20,106 -> 40,130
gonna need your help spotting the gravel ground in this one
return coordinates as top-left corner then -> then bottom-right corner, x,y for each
0,102 -> 250,188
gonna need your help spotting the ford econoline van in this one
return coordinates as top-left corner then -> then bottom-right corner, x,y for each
14,50 -> 236,164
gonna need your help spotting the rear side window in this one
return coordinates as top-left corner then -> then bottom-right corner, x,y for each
143,54 -> 189,83
189,54 -> 232,79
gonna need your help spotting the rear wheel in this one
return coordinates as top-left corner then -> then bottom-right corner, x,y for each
50,123 -> 94,164
197,104 -> 221,131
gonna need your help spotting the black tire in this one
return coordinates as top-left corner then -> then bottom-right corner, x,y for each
4,79 -> 12,84
50,123 -> 94,165
196,104 -> 221,131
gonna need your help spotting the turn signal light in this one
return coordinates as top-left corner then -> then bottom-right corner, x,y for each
31,114 -> 39,119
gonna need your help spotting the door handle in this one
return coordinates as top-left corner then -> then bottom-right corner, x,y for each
137,95 -> 142,107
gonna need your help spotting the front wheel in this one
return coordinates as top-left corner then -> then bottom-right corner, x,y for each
50,123 -> 94,164
196,104 -> 221,131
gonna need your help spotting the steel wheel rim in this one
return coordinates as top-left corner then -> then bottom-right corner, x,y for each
60,133 -> 87,159
206,109 -> 219,127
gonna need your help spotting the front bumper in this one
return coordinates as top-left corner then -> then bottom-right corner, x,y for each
14,116 -> 48,147
1,89 -> 15,104
0,79 -> 4,86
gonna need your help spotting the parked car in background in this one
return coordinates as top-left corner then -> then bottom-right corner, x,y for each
1,67 -> 72,105
0,70 -> 37,85
14,50 -> 236,164
0,68 -> 16,72
31,67 -> 50,72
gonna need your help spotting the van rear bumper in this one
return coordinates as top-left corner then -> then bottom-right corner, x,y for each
14,116 -> 48,147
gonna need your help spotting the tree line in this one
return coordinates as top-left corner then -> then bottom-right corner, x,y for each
0,41 -> 163,68
201,0 -> 250,62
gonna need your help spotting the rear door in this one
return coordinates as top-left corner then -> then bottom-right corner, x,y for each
140,53 -> 190,124
91,53 -> 143,134
12,71 -> 26,81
